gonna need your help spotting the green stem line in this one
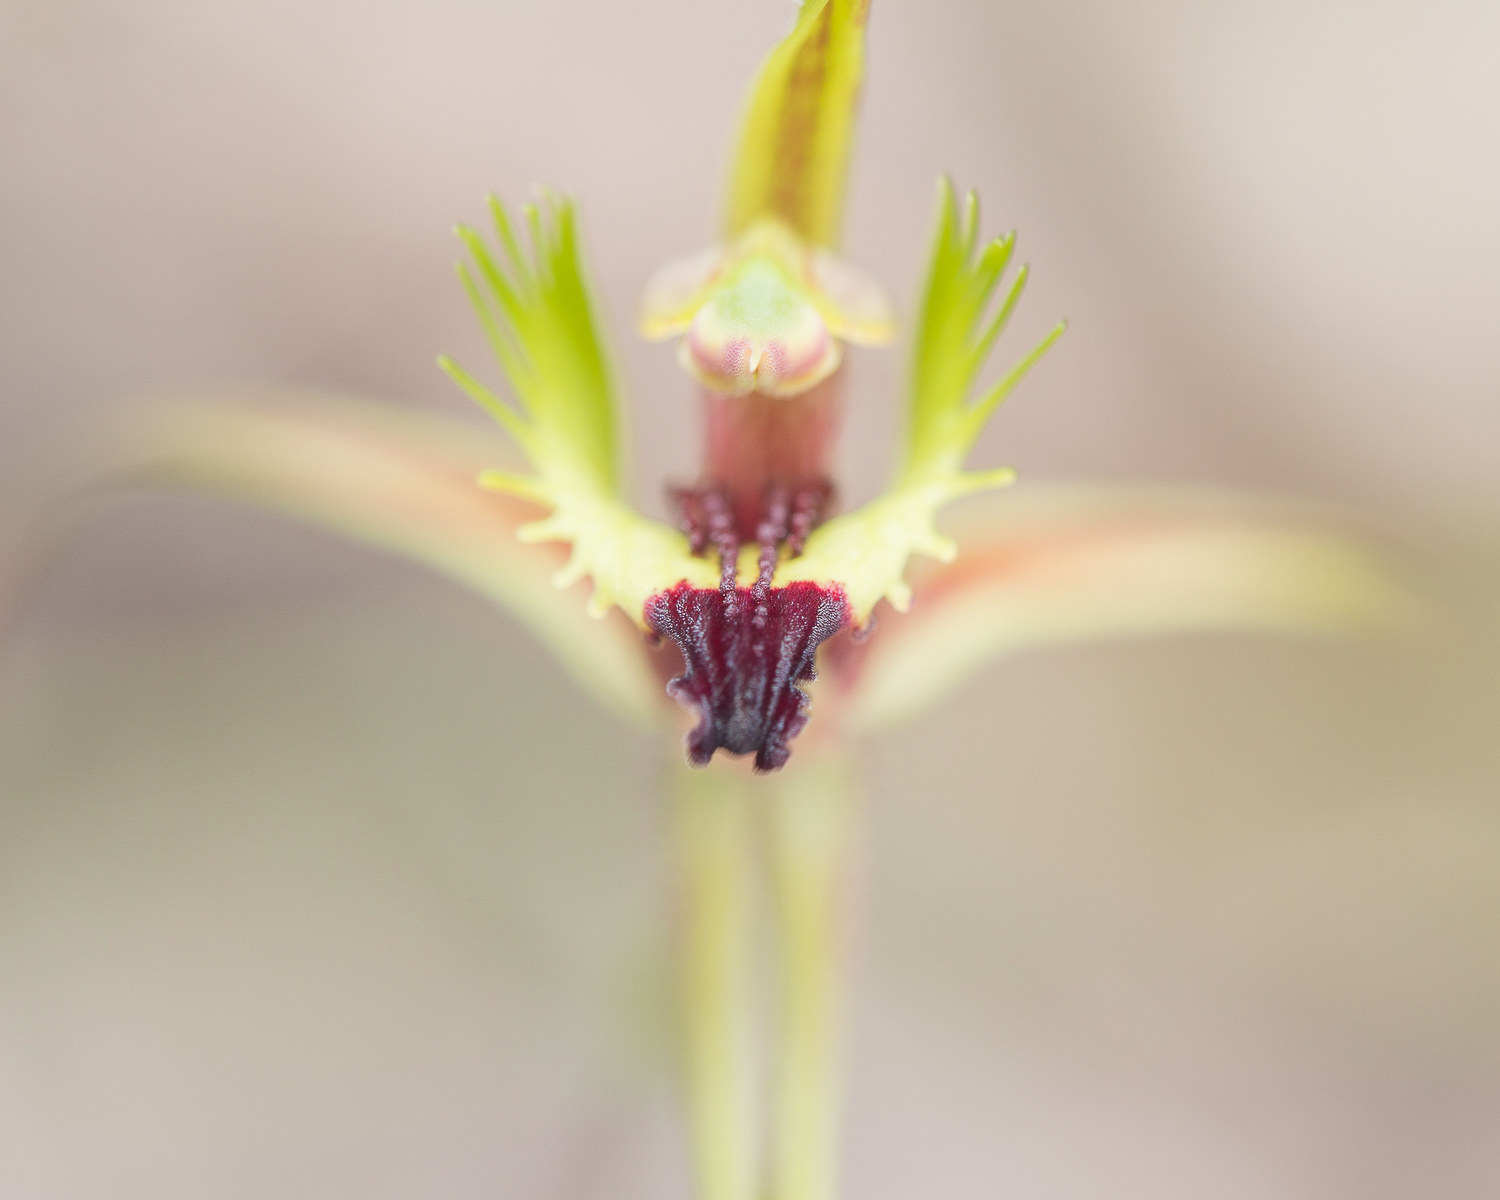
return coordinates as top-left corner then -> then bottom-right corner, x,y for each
769,753 -> 854,1200
673,762 -> 757,1200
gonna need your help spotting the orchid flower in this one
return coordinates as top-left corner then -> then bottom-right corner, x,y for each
5,3 -> 1411,1199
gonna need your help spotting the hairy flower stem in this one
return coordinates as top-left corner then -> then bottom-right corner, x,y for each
671,751 -> 855,1200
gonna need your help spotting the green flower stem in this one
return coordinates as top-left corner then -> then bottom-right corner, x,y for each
673,762 -> 757,1200
671,751 -> 856,1200
769,752 -> 854,1200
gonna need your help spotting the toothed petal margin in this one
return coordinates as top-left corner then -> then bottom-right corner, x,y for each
777,473 -> 1009,622
483,474 -> 719,624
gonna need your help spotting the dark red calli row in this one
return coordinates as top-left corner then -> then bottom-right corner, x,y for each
647,480 -> 848,771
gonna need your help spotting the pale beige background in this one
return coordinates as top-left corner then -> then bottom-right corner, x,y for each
1,1 -> 1498,1196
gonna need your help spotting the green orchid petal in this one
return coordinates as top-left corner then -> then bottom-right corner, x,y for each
726,0 -> 871,248
902,178 -> 1066,488
5,390 -> 668,727
640,218 -> 893,399
844,486 -> 1418,733
491,478 -> 717,620
776,472 -> 1005,617
780,178 -> 1063,622
444,192 -> 716,620
441,191 -> 619,498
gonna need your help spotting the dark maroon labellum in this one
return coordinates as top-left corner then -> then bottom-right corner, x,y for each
646,580 -> 850,772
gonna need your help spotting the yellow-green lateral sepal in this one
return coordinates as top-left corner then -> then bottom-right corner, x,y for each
725,0 -> 871,248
